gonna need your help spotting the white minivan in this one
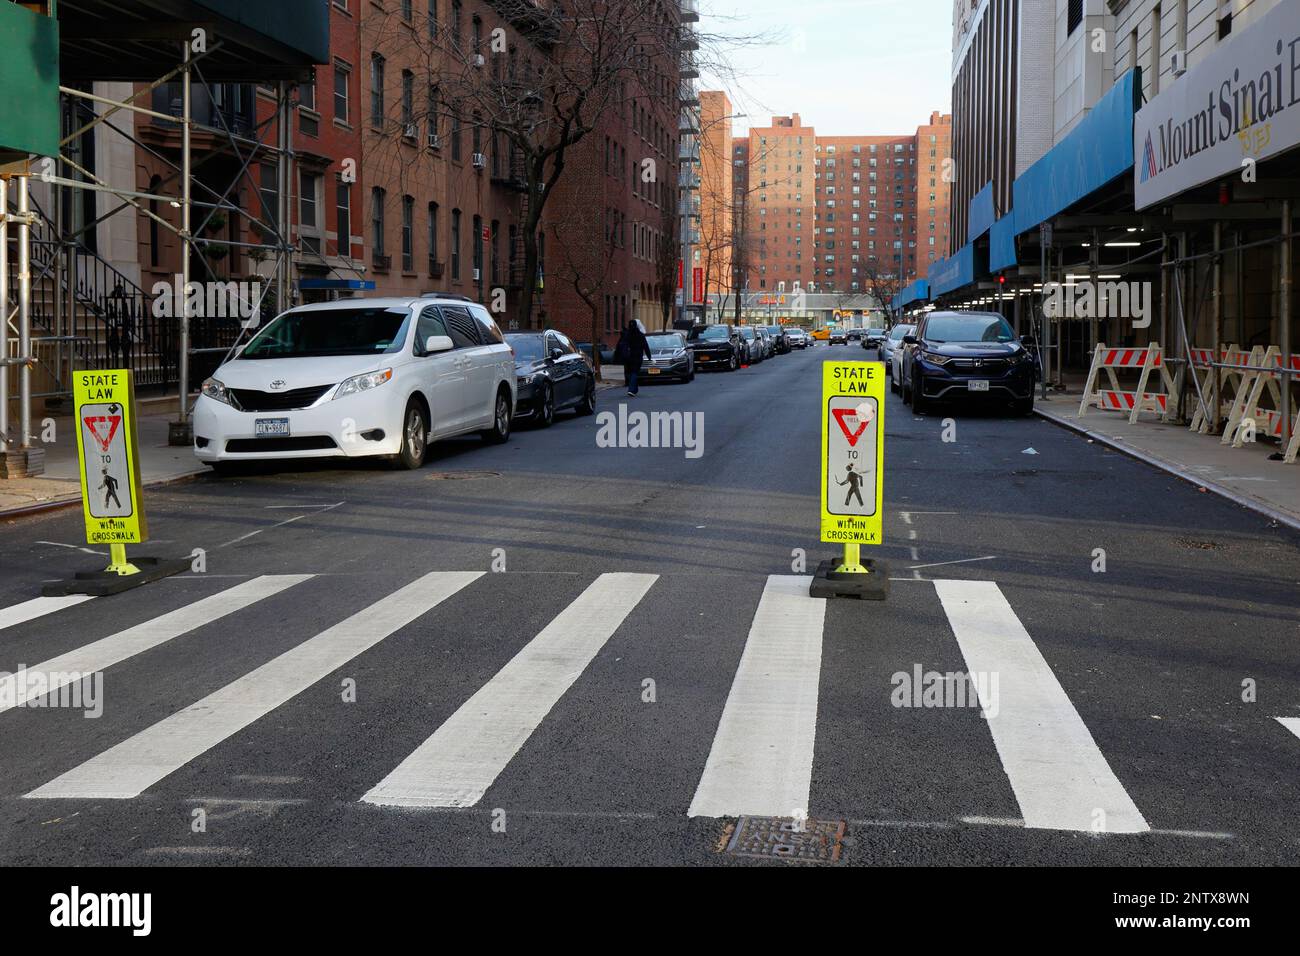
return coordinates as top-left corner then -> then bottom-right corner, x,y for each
193,295 -> 516,471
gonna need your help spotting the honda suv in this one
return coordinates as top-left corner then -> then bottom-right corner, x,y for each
900,310 -> 1036,415
194,295 -> 516,471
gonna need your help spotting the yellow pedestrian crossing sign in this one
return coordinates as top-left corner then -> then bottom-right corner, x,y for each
820,362 -> 884,545
73,369 -> 147,545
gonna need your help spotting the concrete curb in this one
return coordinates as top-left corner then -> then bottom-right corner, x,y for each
0,470 -> 206,522
1035,408 -> 1300,534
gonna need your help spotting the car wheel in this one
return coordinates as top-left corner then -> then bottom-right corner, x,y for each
482,389 -> 511,444
575,379 -> 596,416
911,380 -> 929,414
395,399 -> 428,469
890,374 -> 899,395
537,383 -> 555,428
688,367 -> 696,382
1012,396 -> 1035,416
729,352 -> 738,371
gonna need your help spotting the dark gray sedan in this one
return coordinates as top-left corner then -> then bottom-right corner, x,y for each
642,331 -> 696,383
506,330 -> 597,427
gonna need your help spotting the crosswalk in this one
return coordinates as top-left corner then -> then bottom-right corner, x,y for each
0,568 -> 1273,833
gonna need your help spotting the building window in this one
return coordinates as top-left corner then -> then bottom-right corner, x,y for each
259,164 -> 279,232
336,180 -> 351,259
401,70 -> 414,129
428,1 -> 438,39
401,195 -> 414,272
428,202 -> 439,271
451,208 -> 462,279
370,54 -> 385,128
299,170 -> 321,255
1067,0 -> 1082,35
371,187 -> 386,258
333,61 -> 350,124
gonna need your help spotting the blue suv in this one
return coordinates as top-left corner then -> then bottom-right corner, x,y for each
900,310 -> 1037,415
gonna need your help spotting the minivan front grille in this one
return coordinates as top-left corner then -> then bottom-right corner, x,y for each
229,384 -> 334,412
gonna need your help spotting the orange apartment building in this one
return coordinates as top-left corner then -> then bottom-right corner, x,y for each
696,90 -> 733,300
707,105 -> 952,295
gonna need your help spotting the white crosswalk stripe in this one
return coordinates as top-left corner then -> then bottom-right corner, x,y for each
363,572 -> 658,808
933,579 -> 1149,834
0,576 -> 312,717
7,570 -> 1157,831
26,571 -> 482,800
0,594 -> 95,633
1276,717 -> 1300,741
688,575 -> 825,819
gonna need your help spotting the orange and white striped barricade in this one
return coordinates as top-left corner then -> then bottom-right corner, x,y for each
1223,347 -> 1297,449
1228,350 -> 1300,461
1187,344 -> 1252,434
1078,343 -> 1175,424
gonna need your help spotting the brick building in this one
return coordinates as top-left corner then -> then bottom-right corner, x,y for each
714,109 -> 952,296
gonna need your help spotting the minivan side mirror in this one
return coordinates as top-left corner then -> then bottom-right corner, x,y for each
549,347 -> 564,360
424,334 -> 454,354
902,334 -> 919,345
1020,334 -> 1037,347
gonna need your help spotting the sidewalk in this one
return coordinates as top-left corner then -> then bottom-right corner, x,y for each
0,411 -> 206,517
1035,384 -> 1300,532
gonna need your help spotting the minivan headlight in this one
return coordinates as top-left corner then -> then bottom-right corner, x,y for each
200,377 -> 230,405
334,368 -> 393,400
921,351 -> 952,366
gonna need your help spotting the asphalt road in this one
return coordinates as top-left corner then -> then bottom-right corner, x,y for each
1,344 -> 1298,866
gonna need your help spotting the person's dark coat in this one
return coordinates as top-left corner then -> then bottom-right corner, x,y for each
616,322 -> 652,374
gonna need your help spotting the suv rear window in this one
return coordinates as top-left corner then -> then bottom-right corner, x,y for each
471,307 -> 505,344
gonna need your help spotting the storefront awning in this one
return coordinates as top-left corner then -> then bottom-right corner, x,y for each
1013,68 -> 1141,235
968,182 -> 995,241
892,278 -> 930,312
929,243 -> 977,297
989,214 -> 1017,273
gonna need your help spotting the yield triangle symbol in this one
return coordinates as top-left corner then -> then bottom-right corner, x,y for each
832,406 -> 870,447
83,415 -> 122,453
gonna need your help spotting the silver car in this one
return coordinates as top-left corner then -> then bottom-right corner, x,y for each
881,324 -> 915,392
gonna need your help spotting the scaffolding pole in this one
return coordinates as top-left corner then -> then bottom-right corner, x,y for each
1282,199 -> 1293,457
0,177 -> 8,458
173,39 -> 194,442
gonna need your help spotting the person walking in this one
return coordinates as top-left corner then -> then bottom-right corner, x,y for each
835,462 -> 867,507
615,319 -> 653,397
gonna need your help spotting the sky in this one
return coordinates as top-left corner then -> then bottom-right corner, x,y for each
698,0 -> 954,137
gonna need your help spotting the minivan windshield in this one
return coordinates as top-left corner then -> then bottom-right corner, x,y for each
240,307 -> 411,358
739,328 -> 756,340
923,314 -> 1015,344
889,325 -> 914,341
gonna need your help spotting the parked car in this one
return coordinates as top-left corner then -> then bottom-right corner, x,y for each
643,331 -> 696,383
765,325 -> 791,354
737,326 -> 764,363
195,295 -> 516,471
863,327 -> 888,350
505,330 -> 597,427
881,323 -> 915,391
899,310 -> 1036,415
755,327 -> 775,359
846,329 -> 864,345
686,323 -> 743,371
828,328 -> 848,345
786,328 -> 810,349
576,341 -> 616,365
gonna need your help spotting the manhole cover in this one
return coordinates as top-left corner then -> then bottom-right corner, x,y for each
426,471 -> 501,481
721,815 -> 846,863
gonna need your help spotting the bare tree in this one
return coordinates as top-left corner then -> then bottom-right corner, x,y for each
548,205 -> 618,380
655,201 -> 680,329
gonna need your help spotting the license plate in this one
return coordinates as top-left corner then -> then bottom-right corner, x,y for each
254,418 -> 291,437
647,367 -> 661,375
698,355 -> 711,361
967,380 -> 990,392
